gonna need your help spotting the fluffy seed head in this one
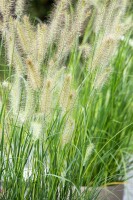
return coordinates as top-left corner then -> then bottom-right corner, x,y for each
21,83 -> 34,122
40,79 -> 53,119
83,143 -> 94,166
60,74 -> 72,113
91,35 -> 116,70
61,118 -> 75,147
26,58 -> 41,90
30,121 -> 43,141
48,0 -> 70,45
36,23 -> 47,65
10,75 -> 21,116
15,0 -> 26,18
2,81 -> 11,89
94,68 -> 112,90
79,44 -> 91,59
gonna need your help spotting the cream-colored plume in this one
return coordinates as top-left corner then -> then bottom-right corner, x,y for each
59,74 -> 72,113
26,58 -> 41,90
10,75 -> 21,116
61,118 -> 75,147
30,121 -> 43,141
41,79 -> 53,119
48,0 -> 70,45
83,143 -> 94,166
15,0 -> 26,18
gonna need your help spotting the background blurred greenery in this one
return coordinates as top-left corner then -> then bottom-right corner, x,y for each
29,0 -> 54,20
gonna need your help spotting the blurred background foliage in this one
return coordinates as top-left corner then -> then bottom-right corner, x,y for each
29,0 -> 54,21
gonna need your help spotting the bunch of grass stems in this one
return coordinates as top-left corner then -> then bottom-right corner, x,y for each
0,0 -> 133,199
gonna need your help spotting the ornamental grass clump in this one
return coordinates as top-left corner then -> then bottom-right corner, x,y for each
0,0 -> 132,199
